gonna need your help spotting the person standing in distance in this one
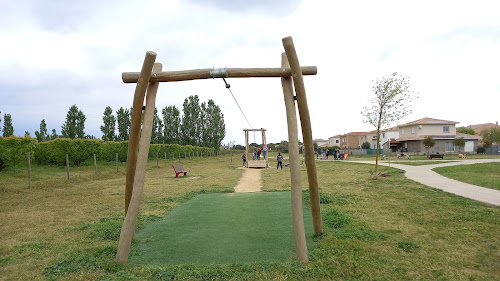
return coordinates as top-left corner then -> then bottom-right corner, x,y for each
277,153 -> 283,170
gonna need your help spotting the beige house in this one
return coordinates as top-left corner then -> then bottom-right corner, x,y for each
339,132 -> 368,149
327,135 -> 341,147
313,138 -> 328,147
396,117 -> 480,154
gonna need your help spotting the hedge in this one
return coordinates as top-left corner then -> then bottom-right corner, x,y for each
34,138 -> 102,166
0,136 -> 37,171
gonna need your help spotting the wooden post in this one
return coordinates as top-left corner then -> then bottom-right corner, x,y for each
281,52 -> 309,262
283,36 -> 323,235
94,154 -> 97,176
27,152 -> 31,189
245,130 -> 249,167
66,154 -> 70,181
125,51 -> 157,215
184,151 -> 186,159
117,62 -> 162,264
231,150 -> 233,164
165,152 -> 167,166
122,66 -> 318,83
116,153 -> 119,173
156,151 -> 159,167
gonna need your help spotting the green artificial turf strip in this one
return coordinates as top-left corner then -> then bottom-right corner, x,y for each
129,191 -> 314,265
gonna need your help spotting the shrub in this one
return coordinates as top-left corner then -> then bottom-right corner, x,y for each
361,141 -> 371,149
0,136 -> 37,171
477,146 -> 485,154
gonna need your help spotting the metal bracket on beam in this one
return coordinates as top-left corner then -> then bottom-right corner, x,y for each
210,67 -> 228,78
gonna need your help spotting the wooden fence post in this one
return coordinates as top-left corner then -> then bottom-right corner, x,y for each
27,152 -> 31,189
94,154 -> 97,176
66,154 -> 70,181
156,151 -> 159,167
116,153 -> 119,172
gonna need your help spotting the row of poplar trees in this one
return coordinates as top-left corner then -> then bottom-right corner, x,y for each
100,95 -> 226,150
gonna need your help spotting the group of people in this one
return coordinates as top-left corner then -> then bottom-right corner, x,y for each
241,145 -> 268,166
315,148 -> 347,160
252,145 -> 268,160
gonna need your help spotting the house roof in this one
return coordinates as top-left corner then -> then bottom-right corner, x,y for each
466,122 -> 500,134
399,117 -> 459,127
396,134 -> 481,142
381,126 -> 399,132
344,132 -> 368,136
313,138 -> 328,142
328,134 -> 342,139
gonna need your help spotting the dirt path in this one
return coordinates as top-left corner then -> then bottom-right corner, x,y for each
234,167 -> 262,193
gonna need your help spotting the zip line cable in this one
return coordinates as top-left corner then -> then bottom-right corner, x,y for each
221,78 -> 257,144
222,78 -> 253,129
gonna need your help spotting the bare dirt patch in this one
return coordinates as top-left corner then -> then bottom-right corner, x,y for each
234,168 -> 262,193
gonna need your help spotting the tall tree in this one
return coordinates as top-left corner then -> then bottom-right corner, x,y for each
116,107 -> 131,141
0,111 -> 2,134
35,119 -> 49,142
361,72 -> 417,178
180,95 -> 202,146
100,106 -> 116,141
2,113 -> 14,137
203,99 -> 225,151
162,105 -> 181,144
151,107 -> 163,144
50,129 -> 58,140
61,105 -> 86,139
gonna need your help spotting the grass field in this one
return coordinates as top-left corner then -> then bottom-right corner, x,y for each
433,162 -> 500,191
1,152 -> 499,280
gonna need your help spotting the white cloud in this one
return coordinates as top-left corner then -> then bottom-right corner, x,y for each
1,0 -> 499,144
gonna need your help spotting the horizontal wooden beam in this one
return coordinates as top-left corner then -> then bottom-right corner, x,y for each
243,128 -> 267,132
122,66 -> 317,83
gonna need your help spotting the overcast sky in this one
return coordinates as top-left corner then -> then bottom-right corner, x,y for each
1,0 -> 499,145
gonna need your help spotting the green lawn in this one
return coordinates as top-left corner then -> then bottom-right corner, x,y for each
1,153 -> 499,280
433,162 -> 500,191
395,161 -> 456,166
130,192 -> 314,265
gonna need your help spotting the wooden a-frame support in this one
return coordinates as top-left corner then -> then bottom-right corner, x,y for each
244,128 -> 268,168
116,36 -> 323,264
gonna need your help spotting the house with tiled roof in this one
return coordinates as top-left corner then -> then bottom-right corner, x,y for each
466,122 -> 500,135
327,134 -> 342,147
395,117 -> 480,154
313,138 -> 328,147
339,132 -> 368,149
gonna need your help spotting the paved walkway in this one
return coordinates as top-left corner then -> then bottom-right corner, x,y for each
350,159 -> 500,206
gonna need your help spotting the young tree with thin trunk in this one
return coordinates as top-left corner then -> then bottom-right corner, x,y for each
2,113 -> 14,137
453,138 -> 465,154
50,129 -> 58,140
423,136 -> 436,156
361,72 -> 417,178
100,106 -> 116,141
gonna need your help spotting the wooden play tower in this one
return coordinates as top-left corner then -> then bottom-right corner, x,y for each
116,36 -> 323,264
244,128 -> 268,168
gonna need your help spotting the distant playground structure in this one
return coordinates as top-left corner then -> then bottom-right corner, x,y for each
116,36 -> 323,264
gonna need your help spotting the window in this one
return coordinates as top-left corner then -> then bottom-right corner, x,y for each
411,127 -> 415,134
445,142 -> 454,152
335,140 -> 339,143
443,126 -> 449,133
382,133 -> 385,138
402,129 -> 405,135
